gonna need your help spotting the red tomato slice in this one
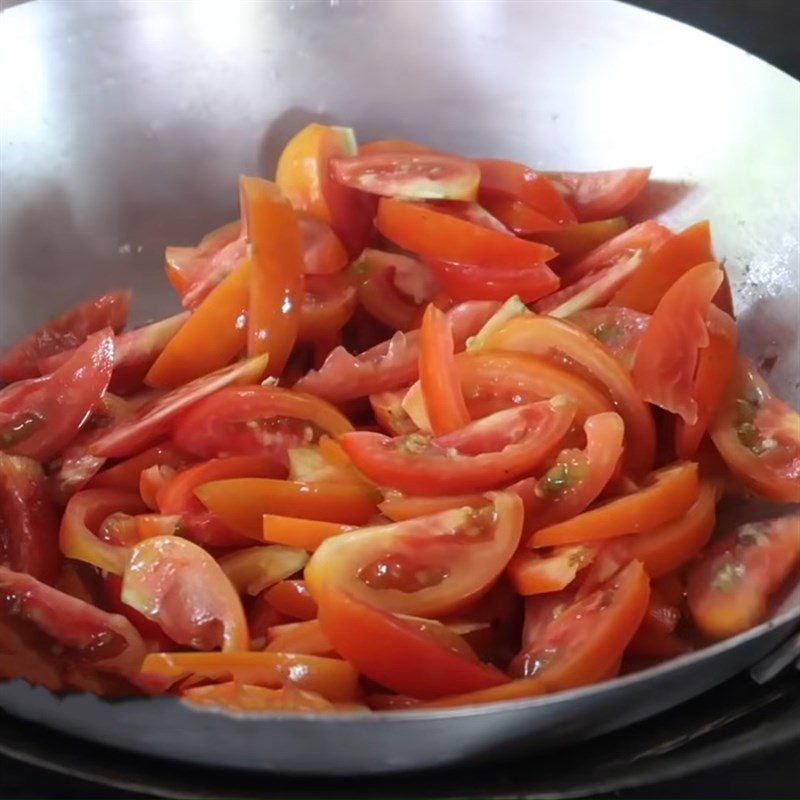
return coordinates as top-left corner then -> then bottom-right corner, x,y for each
529,462 -> 700,547
297,213 -> 348,275
318,586 -> 509,700
275,123 -> 375,257
181,681 -> 350,712
612,220 -> 714,313
419,304 -> 471,435
89,355 -> 267,458
219,545 -> 308,597
425,259 -> 559,304
89,443 -> 190,492
339,398 -> 575,496
298,273 -> 357,343
710,360 -> 800,503
533,218 -> 629,262
520,412 -> 625,536
509,560 -> 650,690
482,315 -> 656,474
428,200 -> 511,233
370,387 -> 418,436
633,262 -> 723,424
376,198 -> 557,268
478,196 -> 561,235
171,385 -> 353,464
351,249 -> 438,331
506,545 -> 595,595
0,329 -> 115,463
265,619 -> 335,657
306,492 -> 522,616
0,454 -> 59,584
121,535 -> 248,651
476,159 -> 577,225
545,168 -> 651,221
675,306 -> 738,459
0,565 -> 146,677
294,300 -> 499,403
0,290 -> 130,383
566,307 -> 650,371
687,517 -> 800,639
264,579 -> 318,621
262,515 -> 353,551
103,572 -> 177,651
331,152 -> 480,201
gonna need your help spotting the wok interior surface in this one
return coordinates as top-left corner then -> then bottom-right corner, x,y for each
0,0 -> 798,776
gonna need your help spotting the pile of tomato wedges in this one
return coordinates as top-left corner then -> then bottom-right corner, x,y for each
1,124 -> 798,713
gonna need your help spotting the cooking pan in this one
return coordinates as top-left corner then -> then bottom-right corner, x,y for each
0,0 -> 798,777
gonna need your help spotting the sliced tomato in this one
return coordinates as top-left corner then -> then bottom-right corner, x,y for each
265,619 -> 335,657
318,586 -> 508,700
140,650 -> 359,702
0,290 -> 129,383
195,478 -> 379,536
376,198 -> 556,268
476,159 -> 577,225
566,307 -> 650,371
545,168 -> 651,221
264,579 -> 318,621
633,262 -> 723,424
428,200 -> 511,233
134,513 -> 182,539
331,152 -> 480,201
509,560 -> 650,689
687,517 -> 800,639
370,387 -> 418,436
262,515 -> 353,551
0,454 -> 59,584
0,330 -> 115,463
59,489 -> 146,574
351,249 -> 437,331
89,443 -> 190,492
240,176 -> 306,373
103,573 -> 177,651
533,218 -> 628,262
521,412 -> 625,536
294,300 -> 499,403
482,315 -> 656,474
89,355 -> 268,458
607,480 -> 717,578
0,565 -> 146,677
275,123 -> 374,257
297,213 -> 348,275
219,545 -> 308,598
675,306 -> 738,459
506,545 -> 595,595
122,536 -> 248,651
529,462 -> 700,547
306,492 -> 522,616
709,360 -> 800,503
378,491 -> 489,522
612,220 -> 714,313
171,385 -> 352,464
425,259 -> 559,304
558,220 -> 672,287
478,196 -> 561,235
298,273 -> 357,342
339,399 -> 575,496
182,681 -> 349,712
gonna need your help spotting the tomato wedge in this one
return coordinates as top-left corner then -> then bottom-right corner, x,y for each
297,213 -> 349,276
376,198 -> 557,268
219,545 -> 308,596
122,536 -> 249,651
533,218 -> 628,262
0,454 -> 60,584
317,586 -> 509,700
331,152 -> 480,201
370,387 -> 418,436
265,619 -> 335,657
709,360 -> 800,504
478,196 -> 561,235
0,329 -> 115,462
339,398 -> 575,496
0,290 -> 129,383
482,315 -> 656,474
262,515 -> 353,551
566,307 -> 650,371
687,517 -> 800,639
264,579 -> 318,621
89,355 -> 268,458
529,462 -> 700,547
633,262 -> 723,424
545,168 -> 651,221
89,443 -> 190,493
171,385 -> 352,463
298,273 -> 357,343
306,492 -> 522,616
182,681 -> 354,712
506,545 -> 595,596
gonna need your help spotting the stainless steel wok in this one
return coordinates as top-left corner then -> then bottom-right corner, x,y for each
0,0 -> 798,777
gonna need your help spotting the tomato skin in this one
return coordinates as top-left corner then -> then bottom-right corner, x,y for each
633,262 -> 723,425
263,579 -> 318,621
305,492 -> 523,617
0,290 -> 130,383
376,198 -> 557,268
533,218 -> 628,262
545,168 -> 651,221
339,399 -> 575,497
171,385 -> 353,463
122,536 -> 249,652
0,329 -> 115,463
318,586 -> 509,700
331,152 -> 480,201
687,517 -> 800,639
0,454 -> 60,584
262,515 -> 353,551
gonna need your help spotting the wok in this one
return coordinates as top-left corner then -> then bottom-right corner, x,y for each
0,0 -> 798,777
